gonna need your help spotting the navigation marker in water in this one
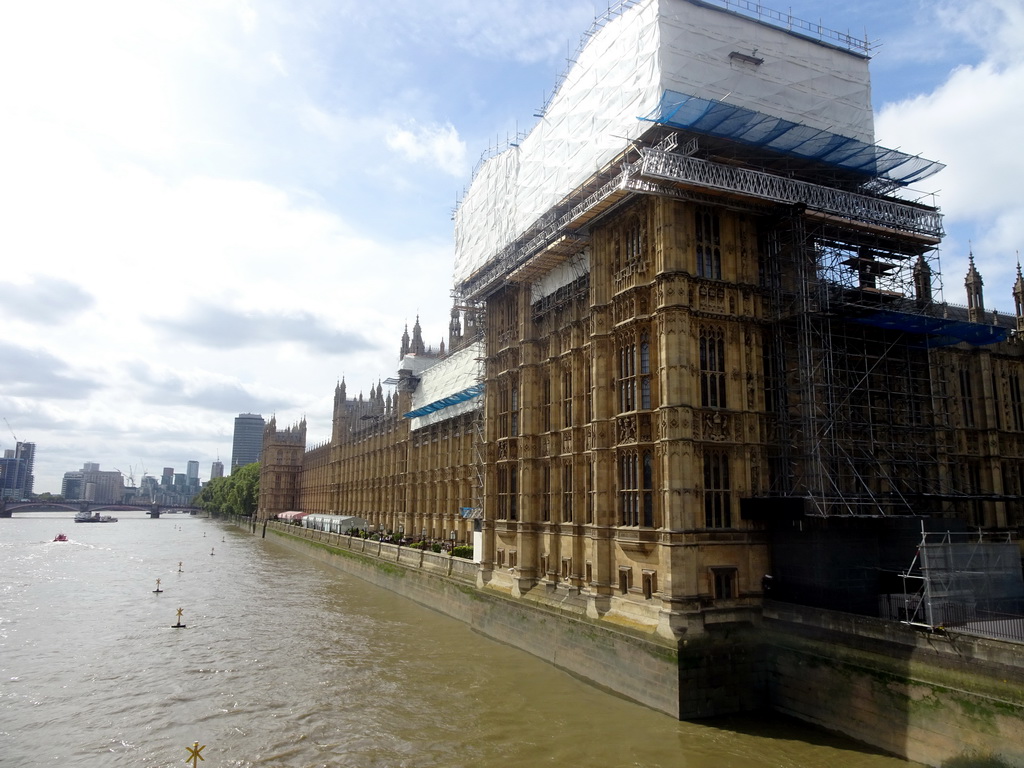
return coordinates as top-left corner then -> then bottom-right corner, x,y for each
172,607 -> 187,628
153,578 -> 163,594
178,561 -> 183,573
210,547 -> 214,556
185,741 -> 205,766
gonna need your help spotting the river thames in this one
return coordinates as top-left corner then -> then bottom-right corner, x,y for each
1,512 -> 922,767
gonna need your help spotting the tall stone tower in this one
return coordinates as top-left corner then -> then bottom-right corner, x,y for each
256,416 -> 306,521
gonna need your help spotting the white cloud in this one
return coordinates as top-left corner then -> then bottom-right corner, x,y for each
876,0 -> 1024,303
386,121 -> 468,177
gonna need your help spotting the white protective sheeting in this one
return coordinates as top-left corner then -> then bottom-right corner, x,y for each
453,0 -> 873,288
531,250 -> 591,304
407,341 -> 484,431
658,4 -> 872,145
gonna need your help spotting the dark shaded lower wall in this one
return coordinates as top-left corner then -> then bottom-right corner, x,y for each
258,523 -> 1024,767
764,603 -> 1024,767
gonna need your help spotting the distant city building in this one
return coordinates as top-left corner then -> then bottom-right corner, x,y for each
186,460 -> 200,494
60,463 -> 124,504
231,413 -> 265,473
161,467 -> 174,489
0,442 -> 35,500
139,475 -> 159,503
210,460 -> 224,480
16,443 -> 34,497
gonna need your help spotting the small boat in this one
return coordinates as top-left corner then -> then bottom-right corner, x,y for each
53,533 -> 68,542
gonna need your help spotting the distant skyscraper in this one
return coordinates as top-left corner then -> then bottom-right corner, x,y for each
210,460 -> 224,480
186,460 -> 200,493
0,442 -> 35,499
231,413 -> 265,473
16,442 -> 34,497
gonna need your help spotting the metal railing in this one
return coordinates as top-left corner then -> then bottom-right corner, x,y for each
640,149 -> 943,238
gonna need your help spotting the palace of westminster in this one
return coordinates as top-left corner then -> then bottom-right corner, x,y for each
257,0 -> 1024,639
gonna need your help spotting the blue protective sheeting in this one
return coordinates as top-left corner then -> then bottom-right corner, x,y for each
403,383 -> 484,419
643,91 -> 945,185
846,309 -> 1008,347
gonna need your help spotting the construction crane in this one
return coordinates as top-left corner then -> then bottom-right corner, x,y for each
3,417 -> 17,443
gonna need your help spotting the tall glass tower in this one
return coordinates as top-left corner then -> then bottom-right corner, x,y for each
231,414 -> 265,473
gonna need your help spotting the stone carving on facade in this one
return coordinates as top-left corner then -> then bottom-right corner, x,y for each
617,415 -> 637,444
699,283 -> 726,313
701,411 -> 730,442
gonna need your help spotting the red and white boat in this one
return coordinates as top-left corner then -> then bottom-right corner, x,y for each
53,533 -> 68,542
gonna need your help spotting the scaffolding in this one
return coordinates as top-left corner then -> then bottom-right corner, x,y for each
451,0 -> 1000,520
885,529 -> 1024,642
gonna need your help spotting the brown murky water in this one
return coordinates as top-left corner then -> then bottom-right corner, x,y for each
1,512 -> 921,767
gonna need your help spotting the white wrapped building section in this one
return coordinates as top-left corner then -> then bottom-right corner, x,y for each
453,0 -> 875,288
405,341 -> 484,431
657,3 -> 872,143
532,251 -> 591,304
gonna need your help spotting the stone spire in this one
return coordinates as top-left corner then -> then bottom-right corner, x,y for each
400,324 -> 410,358
966,250 -> 984,323
332,378 -> 349,443
411,315 -> 425,354
1013,256 -> 1024,332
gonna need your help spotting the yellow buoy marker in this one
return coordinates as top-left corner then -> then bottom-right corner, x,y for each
178,561 -> 183,573
153,578 -> 163,594
185,741 -> 205,766
172,607 -> 187,629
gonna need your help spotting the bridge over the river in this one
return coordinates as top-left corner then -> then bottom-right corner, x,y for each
0,501 -> 200,518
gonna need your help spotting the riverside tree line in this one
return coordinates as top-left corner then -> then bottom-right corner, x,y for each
191,462 -> 259,518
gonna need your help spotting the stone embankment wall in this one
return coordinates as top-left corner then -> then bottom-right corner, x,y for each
254,521 -> 1024,767
764,604 -> 1024,768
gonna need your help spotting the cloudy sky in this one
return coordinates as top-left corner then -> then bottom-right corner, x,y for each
1,0 -> 1022,494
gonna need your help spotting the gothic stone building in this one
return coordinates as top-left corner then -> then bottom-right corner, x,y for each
259,0 -> 1024,640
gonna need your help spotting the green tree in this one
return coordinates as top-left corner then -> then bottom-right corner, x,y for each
192,477 -> 228,517
191,463 -> 259,518
229,463 -> 260,517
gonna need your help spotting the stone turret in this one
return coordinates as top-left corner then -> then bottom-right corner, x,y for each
257,416 -> 307,521
449,305 -> 462,350
966,251 -> 984,324
333,378 -> 349,442
400,325 -> 411,359
1013,261 -> 1024,333
913,254 -> 932,307
411,315 -> 425,354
